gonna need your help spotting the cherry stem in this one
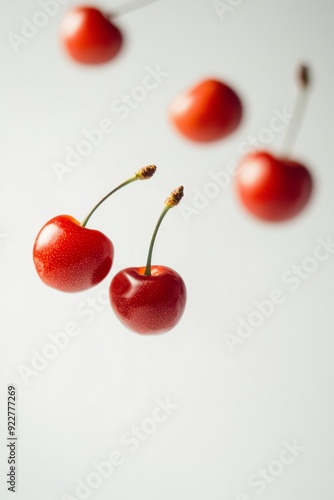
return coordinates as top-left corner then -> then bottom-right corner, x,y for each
144,186 -> 184,276
82,177 -> 136,227
81,165 -> 156,227
144,206 -> 170,276
281,64 -> 311,155
111,0 -> 160,18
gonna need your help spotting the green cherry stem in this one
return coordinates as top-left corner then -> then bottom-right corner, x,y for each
81,165 -> 156,227
282,64 -> 311,155
144,186 -> 184,276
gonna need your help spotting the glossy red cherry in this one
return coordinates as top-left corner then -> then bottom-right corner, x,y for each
33,166 -> 156,293
110,186 -> 187,334
61,6 -> 123,64
236,151 -> 313,222
169,78 -> 242,142
235,65 -> 313,222
110,266 -> 186,334
33,215 -> 113,292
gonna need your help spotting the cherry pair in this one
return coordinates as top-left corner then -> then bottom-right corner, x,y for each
169,65 -> 313,222
33,166 -> 186,335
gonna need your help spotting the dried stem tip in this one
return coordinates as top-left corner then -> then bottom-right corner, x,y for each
135,165 -> 157,180
165,186 -> 184,207
298,64 -> 310,88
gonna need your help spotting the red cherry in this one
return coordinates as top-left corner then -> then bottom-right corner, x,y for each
61,6 -> 123,64
110,266 -> 186,334
235,65 -> 313,222
109,186 -> 187,334
169,78 -> 242,142
235,151 -> 313,222
33,215 -> 114,292
32,166 -> 156,293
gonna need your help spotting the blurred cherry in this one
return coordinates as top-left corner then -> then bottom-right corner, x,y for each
61,6 -> 123,64
169,78 -> 242,142
236,65 -> 313,222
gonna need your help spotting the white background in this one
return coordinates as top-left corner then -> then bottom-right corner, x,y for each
1,0 -> 334,499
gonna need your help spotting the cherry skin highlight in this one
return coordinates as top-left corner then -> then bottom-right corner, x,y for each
235,151 -> 313,222
169,78 -> 242,142
61,6 -> 123,64
109,266 -> 186,335
33,215 -> 114,292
